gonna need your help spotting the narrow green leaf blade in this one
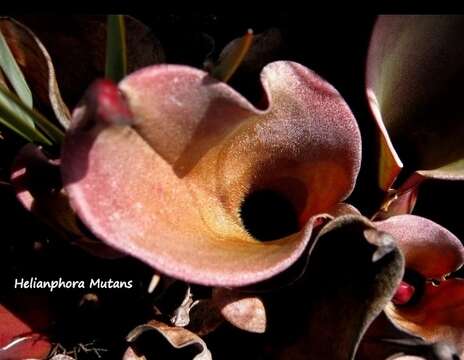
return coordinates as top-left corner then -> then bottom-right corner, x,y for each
105,15 -> 127,82
0,29 -> 34,114
0,115 -> 35,143
0,84 -> 64,144
0,90 -> 51,145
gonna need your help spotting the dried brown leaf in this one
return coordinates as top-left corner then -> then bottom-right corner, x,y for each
49,355 -> 76,360
126,319 -> 212,360
212,288 -> 266,333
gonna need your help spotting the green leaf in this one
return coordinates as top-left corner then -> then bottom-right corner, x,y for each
105,15 -> 127,82
0,84 -> 64,145
0,88 -> 50,144
0,29 -> 34,118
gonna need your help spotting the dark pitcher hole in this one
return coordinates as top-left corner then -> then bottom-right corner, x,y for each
240,189 -> 300,242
